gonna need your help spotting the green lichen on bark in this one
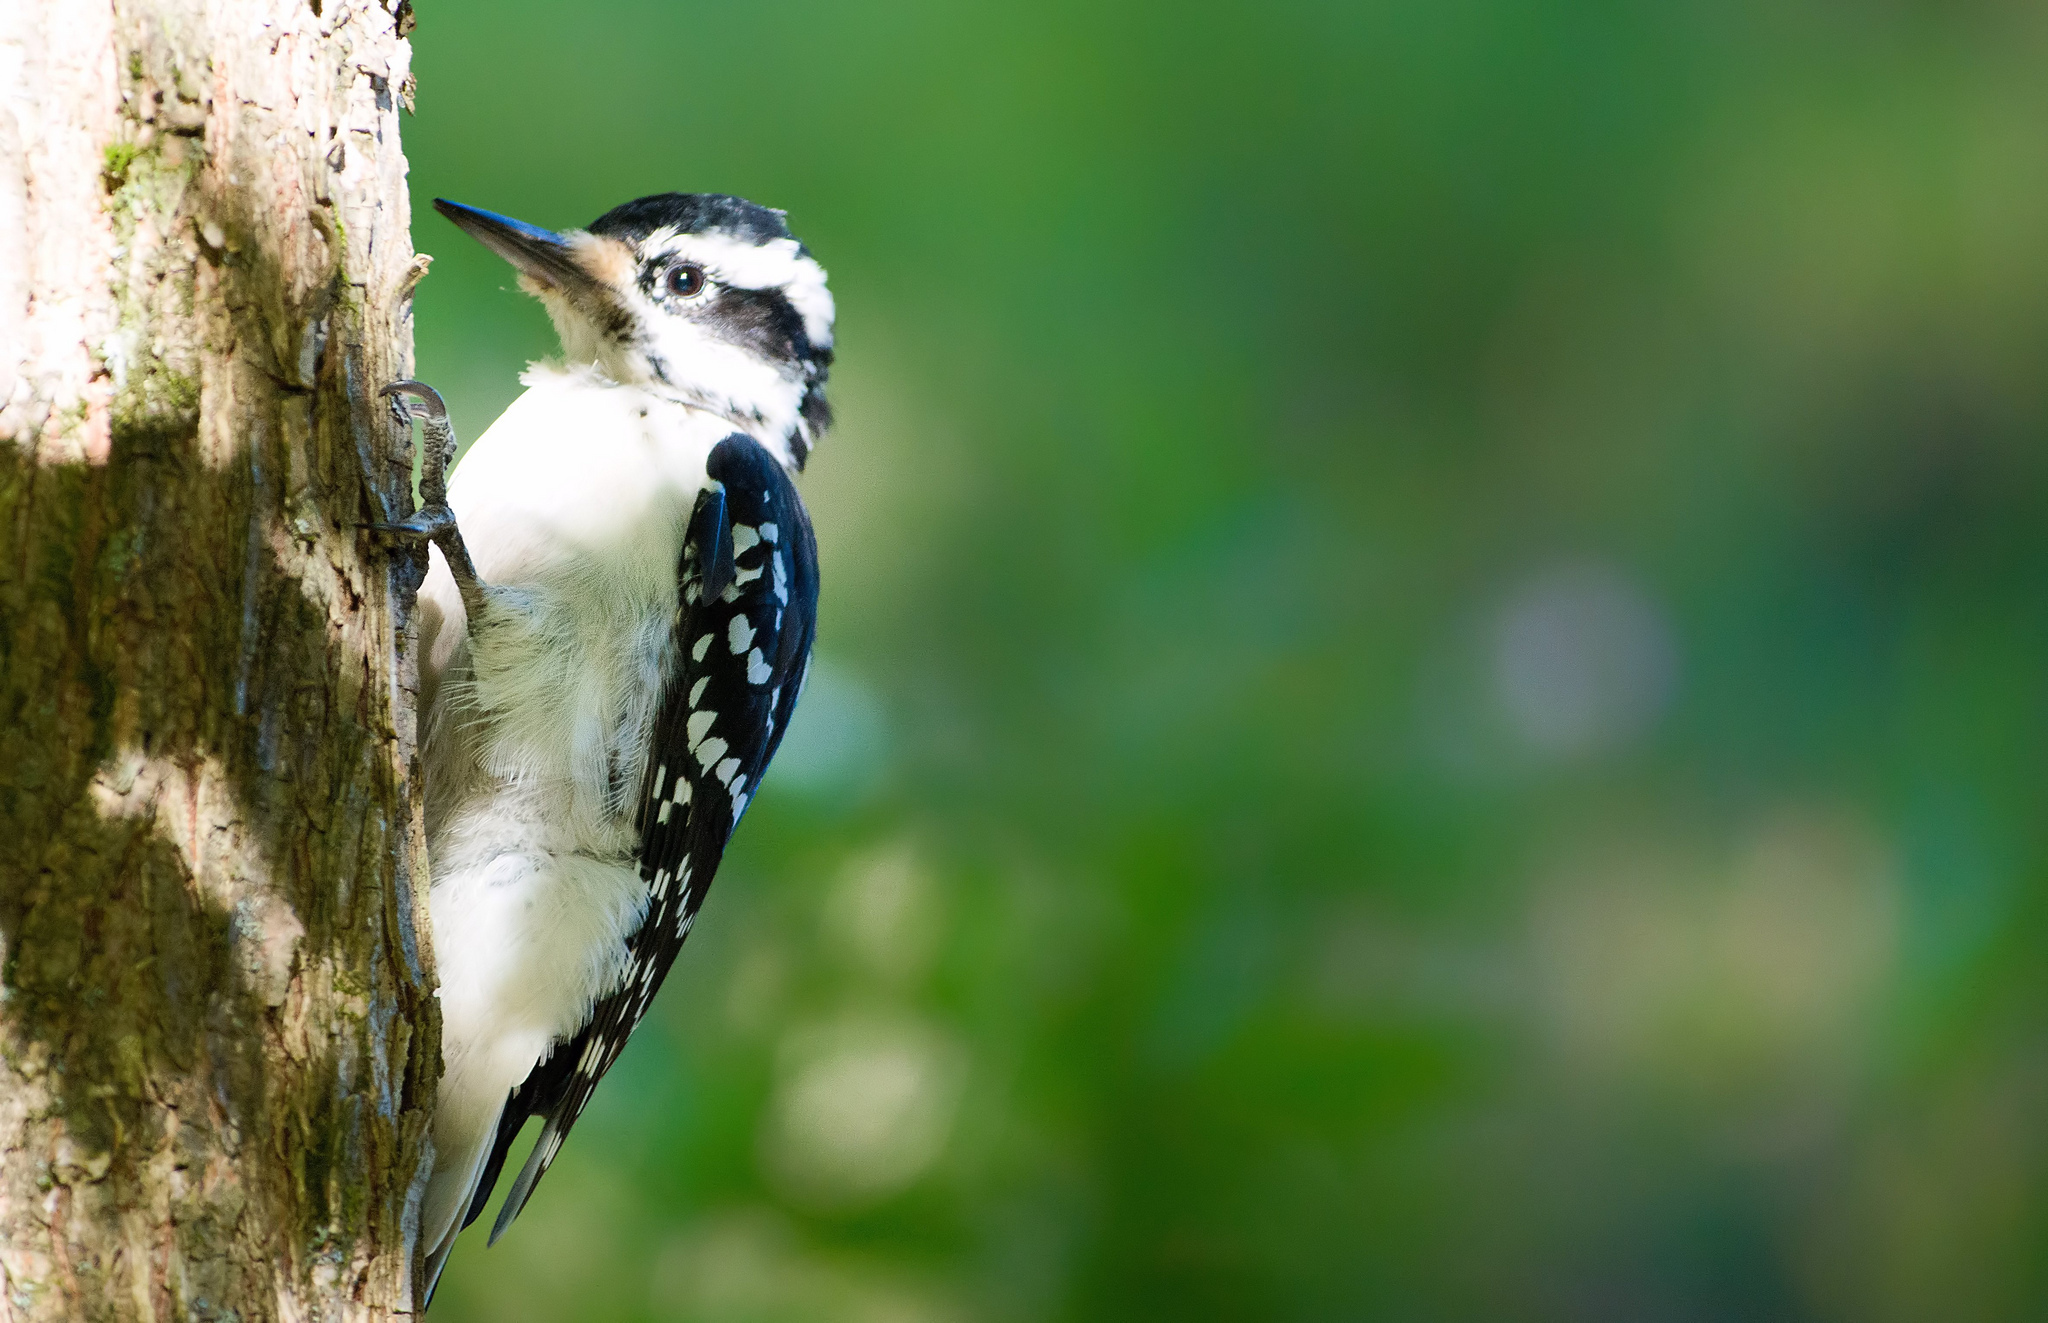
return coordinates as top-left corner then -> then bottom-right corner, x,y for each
100,111 -> 202,439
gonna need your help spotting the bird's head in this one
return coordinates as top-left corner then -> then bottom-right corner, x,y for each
435,193 -> 835,470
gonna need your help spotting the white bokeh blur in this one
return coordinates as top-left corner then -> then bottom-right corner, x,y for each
1491,559 -> 1680,759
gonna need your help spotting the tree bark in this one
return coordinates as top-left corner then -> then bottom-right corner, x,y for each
0,2 -> 436,1318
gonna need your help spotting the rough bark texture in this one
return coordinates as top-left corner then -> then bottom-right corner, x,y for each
0,1 -> 436,1318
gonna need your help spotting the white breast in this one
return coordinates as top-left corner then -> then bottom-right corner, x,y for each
417,365 -> 735,848
444,363 -> 726,588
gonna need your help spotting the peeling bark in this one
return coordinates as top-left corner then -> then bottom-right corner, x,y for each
0,2 -> 436,1318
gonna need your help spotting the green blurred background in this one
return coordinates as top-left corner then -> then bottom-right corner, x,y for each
407,2 -> 2048,1318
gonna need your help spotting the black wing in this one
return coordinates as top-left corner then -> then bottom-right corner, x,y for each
464,433 -> 818,1242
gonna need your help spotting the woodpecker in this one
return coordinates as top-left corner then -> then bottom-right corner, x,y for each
378,192 -> 832,1299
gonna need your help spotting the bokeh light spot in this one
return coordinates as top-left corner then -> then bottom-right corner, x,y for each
1491,559 -> 1679,759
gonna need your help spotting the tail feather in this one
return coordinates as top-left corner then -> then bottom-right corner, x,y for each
421,1230 -> 458,1311
489,1118 -> 565,1245
416,1101 -> 504,1310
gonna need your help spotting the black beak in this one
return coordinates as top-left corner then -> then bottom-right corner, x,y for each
433,199 -> 591,293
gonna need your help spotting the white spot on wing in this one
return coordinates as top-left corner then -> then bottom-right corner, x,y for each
732,524 -> 761,554
693,634 -> 713,662
729,615 -> 756,654
759,522 -> 779,543
695,736 -> 729,768
747,649 -> 772,684
715,757 -> 741,785
687,710 -> 717,746
690,677 -> 710,707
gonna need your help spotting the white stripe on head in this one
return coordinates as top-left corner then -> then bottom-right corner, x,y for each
636,228 -> 834,351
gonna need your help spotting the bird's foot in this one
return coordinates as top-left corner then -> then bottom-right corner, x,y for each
376,378 -> 487,619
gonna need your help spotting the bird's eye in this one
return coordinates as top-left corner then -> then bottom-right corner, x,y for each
666,263 -> 707,298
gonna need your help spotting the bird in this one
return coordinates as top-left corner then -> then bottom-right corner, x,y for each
374,191 -> 833,1302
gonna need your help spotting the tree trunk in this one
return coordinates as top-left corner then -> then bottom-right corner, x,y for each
0,1 -> 437,1318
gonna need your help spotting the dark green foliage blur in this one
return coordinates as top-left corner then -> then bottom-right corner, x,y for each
409,2 -> 2048,1318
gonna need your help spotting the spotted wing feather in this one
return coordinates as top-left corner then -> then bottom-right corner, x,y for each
460,433 -> 818,1240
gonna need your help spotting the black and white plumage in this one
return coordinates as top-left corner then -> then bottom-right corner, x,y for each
466,437 -> 817,1243
385,192 -> 833,1303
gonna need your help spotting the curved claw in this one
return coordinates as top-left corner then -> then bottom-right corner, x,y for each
382,377 -> 461,508
364,505 -> 458,540
380,378 -> 449,418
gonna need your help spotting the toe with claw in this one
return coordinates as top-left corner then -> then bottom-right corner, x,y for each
365,504 -> 460,541
381,379 -> 460,507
